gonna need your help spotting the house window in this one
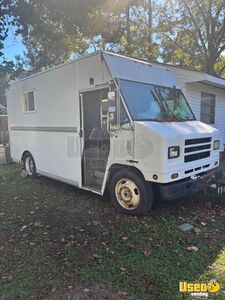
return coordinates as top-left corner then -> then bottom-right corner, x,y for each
23,90 -> 36,112
200,92 -> 215,124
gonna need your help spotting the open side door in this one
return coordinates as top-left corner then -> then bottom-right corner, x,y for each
80,89 -> 110,192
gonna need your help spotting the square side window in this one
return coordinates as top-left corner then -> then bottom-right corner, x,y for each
200,92 -> 215,124
23,91 -> 36,112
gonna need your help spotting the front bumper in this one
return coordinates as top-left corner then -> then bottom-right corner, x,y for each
159,168 -> 220,201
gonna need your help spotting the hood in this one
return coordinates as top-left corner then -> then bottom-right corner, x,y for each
136,120 -> 220,140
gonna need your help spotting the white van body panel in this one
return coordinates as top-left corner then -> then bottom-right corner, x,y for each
6,51 -> 221,195
103,52 -> 178,88
7,53 -> 112,187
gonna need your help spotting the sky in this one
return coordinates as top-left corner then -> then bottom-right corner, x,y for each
2,28 -> 25,62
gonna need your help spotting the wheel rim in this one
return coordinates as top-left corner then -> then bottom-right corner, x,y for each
25,157 -> 34,176
115,178 -> 141,210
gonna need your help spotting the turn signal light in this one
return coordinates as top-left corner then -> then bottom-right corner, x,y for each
171,173 -> 178,179
153,174 -> 158,180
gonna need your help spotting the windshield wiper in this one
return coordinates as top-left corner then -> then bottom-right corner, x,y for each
150,90 -> 168,121
153,88 -> 178,121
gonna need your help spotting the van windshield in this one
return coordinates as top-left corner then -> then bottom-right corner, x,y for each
119,79 -> 196,122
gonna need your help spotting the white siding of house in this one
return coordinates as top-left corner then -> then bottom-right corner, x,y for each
157,65 -> 225,149
164,67 -> 205,87
183,82 -> 225,148
182,84 -> 201,119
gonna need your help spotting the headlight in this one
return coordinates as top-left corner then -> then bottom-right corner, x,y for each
168,146 -> 180,159
213,140 -> 220,150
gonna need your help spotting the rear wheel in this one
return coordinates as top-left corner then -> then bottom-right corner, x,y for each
109,170 -> 154,216
23,153 -> 37,178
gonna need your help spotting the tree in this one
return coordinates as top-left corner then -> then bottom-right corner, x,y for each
158,0 -> 225,75
0,57 -> 26,97
12,0 -> 103,72
1,0 -> 160,72
87,0 -> 159,60
5,0 -> 224,77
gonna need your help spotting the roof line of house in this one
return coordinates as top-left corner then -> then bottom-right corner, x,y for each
149,60 -> 225,81
105,51 -> 225,82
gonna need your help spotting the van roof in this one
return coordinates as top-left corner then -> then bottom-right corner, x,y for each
10,51 -> 177,88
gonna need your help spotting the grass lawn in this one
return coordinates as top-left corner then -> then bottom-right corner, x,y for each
0,162 -> 225,299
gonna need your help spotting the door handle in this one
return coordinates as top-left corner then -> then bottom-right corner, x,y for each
79,129 -> 83,138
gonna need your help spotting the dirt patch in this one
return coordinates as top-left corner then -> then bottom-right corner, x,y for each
40,187 -> 120,235
44,201 -> 111,231
48,283 -> 125,300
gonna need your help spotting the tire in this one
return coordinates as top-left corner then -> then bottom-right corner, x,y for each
23,153 -> 37,178
109,170 -> 154,216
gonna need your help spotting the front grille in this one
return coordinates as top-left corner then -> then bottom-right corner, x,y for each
185,137 -> 211,145
184,137 -> 212,163
185,144 -> 211,153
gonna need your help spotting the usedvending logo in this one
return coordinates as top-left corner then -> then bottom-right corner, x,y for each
179,281 -> 221,297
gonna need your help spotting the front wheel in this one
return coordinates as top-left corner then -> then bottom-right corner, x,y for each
109,170 -> 154,216
23,153 -> 37,178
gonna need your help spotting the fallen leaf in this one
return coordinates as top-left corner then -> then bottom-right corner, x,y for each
93,253 -> 102,259
21,225 -> 28,231
186,246 -> 199,252
127,243 -> 136,249
118,291 -> 128,296
34,222 -> 42,227
193,227 -> 201,235
143,250 -> 150,257
121,236 -> 129,241
204,233 -> 210,239
120,267 -> 127,272
1,274 -> 13,283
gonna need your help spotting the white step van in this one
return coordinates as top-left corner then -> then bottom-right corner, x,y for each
6,52 -> 222,215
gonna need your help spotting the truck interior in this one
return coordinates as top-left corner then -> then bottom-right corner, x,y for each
81,89 -> 110,191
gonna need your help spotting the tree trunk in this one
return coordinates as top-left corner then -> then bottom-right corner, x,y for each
126,5 -> 131,55
206,52 -> 216,75
147,0 -> 152,59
